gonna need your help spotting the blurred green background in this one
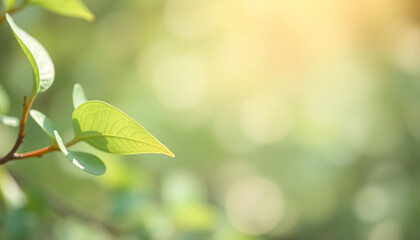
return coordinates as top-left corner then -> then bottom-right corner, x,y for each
1,0 -> 420,239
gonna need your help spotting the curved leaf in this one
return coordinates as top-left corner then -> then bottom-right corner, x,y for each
73,83 -> 87,109
0,85 -> 10,114
0,115 -> 19,127
27,0 -> 94,21
54,130 -> 106,175
72,101 -> 174,157
29,109 -> 57,140
6,14 -> 55,96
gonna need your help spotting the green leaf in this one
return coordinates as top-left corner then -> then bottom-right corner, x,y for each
29,109 -> 57,140
0,85 -> 10,114
6,14 -> 55,97
54,130 -> 106,175
3,0 -> 15,11
27,0 -> 94,21
72,101 -> 175,157
0,115 -> 19,127
73,83 -> 87,109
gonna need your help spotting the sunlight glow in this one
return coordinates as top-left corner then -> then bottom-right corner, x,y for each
225,176 -> 283,235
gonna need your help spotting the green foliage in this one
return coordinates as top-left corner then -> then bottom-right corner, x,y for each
54,131 -> 106,175
27,0 -> 94,21
72,83 -> 87,109
72,101 -> 174,157
1,13 -> 173,175
29,108 -> 106,175
29,109 -> 58,141
6,14 -> 55,98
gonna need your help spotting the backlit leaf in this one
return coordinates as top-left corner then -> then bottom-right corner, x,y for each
0,115 -> 19,127
6,14 -> 55,96
54,130 -> 106,175
27,0 -> 94,21
72,83 -> 87,109
72,101 -> 174,157
29,109 -> 57,140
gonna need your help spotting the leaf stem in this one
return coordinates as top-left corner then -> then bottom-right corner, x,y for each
17,139 -> 80,160
0,93 -> 81,164
1,137 -> 82,163
0,2 -> 26,25
17,144 -> 59,159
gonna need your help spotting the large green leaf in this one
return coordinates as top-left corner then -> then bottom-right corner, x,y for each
54,130 -> 106,175
3,0 -> 15,11
0,115 -> 19,127
6,14 -> 55,96
72,101 -> 174,157
29,109 -> 57,141
72,83 -> 87,109
0,84 -> 10,114
27,0 -> 94,21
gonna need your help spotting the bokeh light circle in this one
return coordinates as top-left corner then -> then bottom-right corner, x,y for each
225,176 -> 283,235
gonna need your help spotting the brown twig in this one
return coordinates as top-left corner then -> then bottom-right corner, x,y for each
16,139 -> 79,159
0,96 -> 33,164
0,95 -> 80,164
0,134 -> 81,165
0,2 -> 30,164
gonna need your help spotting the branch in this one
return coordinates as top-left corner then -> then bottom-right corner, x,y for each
16,139 -> 79,159
0,135 -> 82,164
0,94 -> 80,164
0,96 -> 34,164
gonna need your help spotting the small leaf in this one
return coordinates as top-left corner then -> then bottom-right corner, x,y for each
0,85 -> 10,114
72,101 -> 174,157
3,0 -> 15,11
0,115 -> 19,127
6,14 -> 55,96
29,109 -> 57,140
27,0 -> 94,21
54,130 -> 106,175
73,83 -> 87,109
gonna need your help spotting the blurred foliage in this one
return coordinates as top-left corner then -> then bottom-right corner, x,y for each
1,0 -> 420,239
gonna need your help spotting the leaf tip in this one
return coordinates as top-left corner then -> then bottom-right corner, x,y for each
29,109 -> 37,117
84,12 -> 95,22
166,150 -> 175,158
73,83 -> 88,109
73,83 -> 82,93
5,13 -> 12,23
29,109 -> 42,123
160,145 -> 175,158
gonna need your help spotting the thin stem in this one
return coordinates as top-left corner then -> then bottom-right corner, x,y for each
0,0 -> 31,163
17,145 -> 59,159
0,95 -> 34,164
0,97 -> 82,164
17,138 -> 80,160
0,2 -> 34,165
0,2 -> 26,24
